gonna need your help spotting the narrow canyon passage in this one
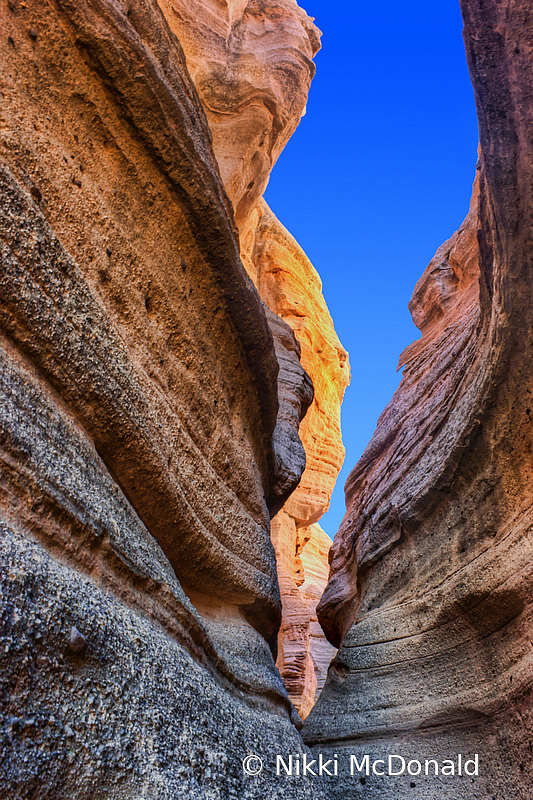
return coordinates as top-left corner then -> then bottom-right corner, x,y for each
1,1 -> 533,799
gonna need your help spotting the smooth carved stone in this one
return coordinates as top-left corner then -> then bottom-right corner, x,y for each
250,200 -> 350,528
267,307 -> 314,516
157,0 -> 320,228
67,626 -> 87,656
305,2 -> 533,796
157,0 -> 319,520
299,526 -> 338,703
159,0 -> 348,714
250,202 -> 348,716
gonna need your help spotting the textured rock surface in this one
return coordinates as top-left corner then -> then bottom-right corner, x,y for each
266,306 -> 314,516
157,0 -> 320,230
159,0 -> 348,714
251,200 -> 350,530
254,201 -> 348,715
0,0 -> 327,796
300,526 -> 338,702
255,203 -> 348,717
1,523 -> 327,799
275,522 -> 337,718
156,0 -> 348,527
273,522 -> 337,718
305,1 -> 533,797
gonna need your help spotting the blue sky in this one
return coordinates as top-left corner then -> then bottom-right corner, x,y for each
264,1 -> 479,537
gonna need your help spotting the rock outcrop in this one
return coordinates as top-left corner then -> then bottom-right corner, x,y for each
156,0 -> 321,233
0,0 -> 338,796
159,0 -> 349,714
251,200 -> 350,530
300,526 -> 338,702
304,2 -> 533,797
253,202 -> 348,717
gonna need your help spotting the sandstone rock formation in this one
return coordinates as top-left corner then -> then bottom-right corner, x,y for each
300,526 -> 338,701
275,523 -> 338,718
254,203 -> 348,717
304,2 -> 533,797
0,0 -> 334,796
251,200 -> 350,531
158,0 -> 349,714
156,0 -> 321,232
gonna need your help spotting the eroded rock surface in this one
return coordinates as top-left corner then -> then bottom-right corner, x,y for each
305,2 -> 533,797
300,526 -> 338,701
159,0 -> 349,714
0,0 -> 330,796
253,202 -> 348,717
275,522 -> 337,718
157,0 -> 320,230
252,200 -> 350,530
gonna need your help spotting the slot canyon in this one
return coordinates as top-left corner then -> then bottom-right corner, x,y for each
1,0 -> 533,798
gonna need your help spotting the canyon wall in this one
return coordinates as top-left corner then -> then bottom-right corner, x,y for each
10,0 -> 531,796
304,1 -> 533,798
254,201 -> 348,717
275,522 -> 337,718
158,0 -> 349,717
0,0 -> 343,796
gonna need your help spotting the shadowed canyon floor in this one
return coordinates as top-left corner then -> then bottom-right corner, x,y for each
2,0 -> 533,798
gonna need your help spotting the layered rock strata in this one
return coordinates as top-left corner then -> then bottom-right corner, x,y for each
0,0 -> 332,796
304,2 -> 533,797
254,203 -> 348,717
275,523 -> 337,718
156,0 -> 321,232
300,526 -> 338,702
158,0 -> 349,714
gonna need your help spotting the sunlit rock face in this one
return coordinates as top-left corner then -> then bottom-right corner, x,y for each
157,0 -> 320,228
304,2 -> 533,797
275,522 -> 337,718
160,1 -> 349,715
300,526 -> 338,702
250,202 -> 348,716
0,0 -> 328,796
251,200 -> 350,530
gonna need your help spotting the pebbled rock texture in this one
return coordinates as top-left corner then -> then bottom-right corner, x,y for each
305,1 -> 533,798
0,0 -> 330,796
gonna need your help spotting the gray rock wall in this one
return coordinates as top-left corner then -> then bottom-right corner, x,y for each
0,0 -> 322,796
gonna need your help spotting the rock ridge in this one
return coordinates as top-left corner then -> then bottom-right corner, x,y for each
160,0 -> 349,716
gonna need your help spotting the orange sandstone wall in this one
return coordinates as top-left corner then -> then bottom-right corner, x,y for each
159,0 -> 350,716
